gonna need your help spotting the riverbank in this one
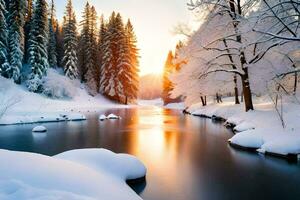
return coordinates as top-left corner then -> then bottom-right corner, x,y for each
186,97 -> 300,161
0,75 -> 130,125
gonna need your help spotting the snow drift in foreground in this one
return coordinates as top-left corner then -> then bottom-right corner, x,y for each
0,149 -> 146,200
188,98 -> 300,157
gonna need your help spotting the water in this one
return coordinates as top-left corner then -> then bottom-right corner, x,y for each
0,107 -> 299,200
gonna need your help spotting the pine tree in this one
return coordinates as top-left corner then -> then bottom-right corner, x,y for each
0,0 -> 9,77
47,0 -> 57,68
27,0 -> 49,92
84,6 -> 99,95
78,2 -> 91,82
123,19 -> 139,104
7,0 -> 26,83
24,0 -> 33,63
98,15 -> 107,88
100,13 -> 140,104
100,12 -> 125,101
62,0 -> 78,79
162,51 -> 175,105
55,20 -> 64,67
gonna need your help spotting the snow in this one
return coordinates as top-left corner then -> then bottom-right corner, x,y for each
138,99 -> 163,107
32,126 -> 47,133
0,75 -> 129,125
188,97 -> 300,157
99,114 -> 107,121
164,102 -> 185,110
107,114 -> 121,120
0,149 -> 146,200
0,112 -> 86,125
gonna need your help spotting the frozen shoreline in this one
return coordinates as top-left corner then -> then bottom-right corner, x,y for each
186,97 -> 300,161
0,76 -> 133,125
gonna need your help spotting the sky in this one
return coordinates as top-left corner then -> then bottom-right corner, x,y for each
55,0 -> 197,75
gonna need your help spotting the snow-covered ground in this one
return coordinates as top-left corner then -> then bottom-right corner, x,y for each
0,75 -> 130,125
187,97 -> 300,158
0,149 -> 146,200
138,98 -> 185,110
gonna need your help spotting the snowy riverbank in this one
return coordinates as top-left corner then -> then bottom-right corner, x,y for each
187,97 -> 300,160
0,149 -> 146,200
0,75 -> 131,125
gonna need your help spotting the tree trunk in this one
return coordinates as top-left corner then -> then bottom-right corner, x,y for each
294,72 -> 297,95
223,39 -> 240,105
228,0 -> 254,111
241,72 -> 254,111
234,75 -> 240,104
201,96 -> 206,106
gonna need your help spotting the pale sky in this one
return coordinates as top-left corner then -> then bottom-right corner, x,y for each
55,0 -> 196,75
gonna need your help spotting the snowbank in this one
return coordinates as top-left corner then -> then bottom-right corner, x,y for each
188,97 -> 300,158
0,74 -> 128,125
0,149 -> 146,200
0,112 -> 86,125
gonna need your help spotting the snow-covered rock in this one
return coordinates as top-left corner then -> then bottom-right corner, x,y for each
107,114 -> 121,120
0,149 -> 146,200
99,114 -> 107,121
32,126 -> 47,133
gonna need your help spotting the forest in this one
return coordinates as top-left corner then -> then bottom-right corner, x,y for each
0,0 -> 139,104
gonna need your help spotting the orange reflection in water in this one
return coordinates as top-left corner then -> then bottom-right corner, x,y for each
127,107 -> 196,193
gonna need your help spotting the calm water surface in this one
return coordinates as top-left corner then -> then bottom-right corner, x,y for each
0,107 -> 299,200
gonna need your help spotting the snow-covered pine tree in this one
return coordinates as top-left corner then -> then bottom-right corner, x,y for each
101,13 -> 127,102
24,0 -> 33,63
7,0 -> 26,83
84,6 -> 99,95
78,2 -> 91,82
62,0 -> 78,80
162,51 -> 175,105
124,19 -> 140,104
27,0 -> 49,92
47,0 -> 57,68
0,0 -> 9,77
55,20 -> 64,67
100,12 -> 116,96
98,15 -> 107,90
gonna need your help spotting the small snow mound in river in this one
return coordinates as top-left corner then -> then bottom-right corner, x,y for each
99,114 -> 107,121
107,114 -> 121,119
32,126 -> 47,133
0,149 -> 146,200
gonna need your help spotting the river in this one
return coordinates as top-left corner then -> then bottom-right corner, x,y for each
0,106 -> 299,200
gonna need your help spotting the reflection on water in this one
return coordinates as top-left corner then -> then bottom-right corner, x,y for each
0,107 -> 299,200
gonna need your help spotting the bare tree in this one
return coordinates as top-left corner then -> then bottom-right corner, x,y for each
253,0 -> 300,41
188,0 -> 259,111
